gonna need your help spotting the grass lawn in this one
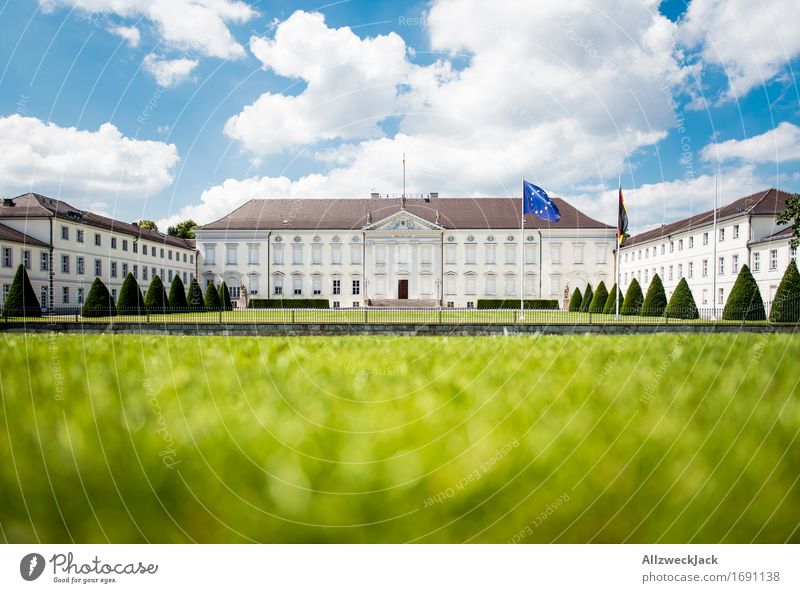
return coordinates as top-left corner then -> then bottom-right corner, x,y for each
0,333 -> 798,543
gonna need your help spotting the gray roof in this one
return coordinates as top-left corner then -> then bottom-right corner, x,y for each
0,223 -> 50,248
749,225 -> 795,246
199,197 -> 613,232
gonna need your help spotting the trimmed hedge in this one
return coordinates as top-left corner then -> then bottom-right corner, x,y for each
144,275 -> 169,313
476,299 -> 559,310
116,273 -> 145,314
168,275 -> 188,310
769,260 -> 800,323
641,274 -> 667,317
187,278 -> 205,312
579,284 -> 594,313
2,264 -> 41,317
723,264 -> 765,321
81,277 -> 116,318
248,299 -> 331,309
588,281 -> 608,314
621,278 -> 644,315
204,282 -> 222,311
567,287 -> 583,312
603,283 -> 623,314
218,281 -> 233,311
665,277 -> 699,319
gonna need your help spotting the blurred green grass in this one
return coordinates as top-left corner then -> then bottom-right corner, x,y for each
0,333 -> 798,543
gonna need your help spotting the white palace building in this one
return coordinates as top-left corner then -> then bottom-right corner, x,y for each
194,194 -> 617,308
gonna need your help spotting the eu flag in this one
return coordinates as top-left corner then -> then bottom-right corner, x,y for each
523,180 -> 560,222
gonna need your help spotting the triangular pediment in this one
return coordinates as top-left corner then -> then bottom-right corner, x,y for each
364,210 -> 443,231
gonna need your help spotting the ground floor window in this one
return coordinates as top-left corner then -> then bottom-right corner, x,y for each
352,279 -> 360,295
229,285 -> 241,299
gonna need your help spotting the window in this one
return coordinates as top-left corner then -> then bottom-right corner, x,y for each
77,287 -> 84,304
111,261 -> 118,278
769,249 -> 778,271
702,259 -> 708,277
273,276 -> 283,295
485,276 -> 496,296
668,265 -> 673,281
688,262 -> 693,278
703,232 -> 708,246
702,289 -> 708,305
332,279 -> 341,295
421,245 -> 433,265
122,263 -> 128,277
550,244 -> 561,264
645,269 -> 649,283
351,245 -> 362,265
160,248 -> 164,258
168,270 -> 173,282
95,259 -> 102,276
595,244 -> 607,264
62,286 -> 69,304
22,249 -> 30,270
134,243 -> 138,254
525,275 -> 535,296
550,275 -> 561,295
505,244 -> 516,265
331,244 -> 342,265
688,236 -> 694,248
142,266 -> 148,280
133,265 -> 138,279
669,241 -> 674,253
445,245 -> 456,265
94,233 -> 101,246
661,244 -> 666,255
465,244 -> 477,265
312,244 -> 323,265
142,245 -> 148,256
111,289 -> 117,301
61,255 -> 70,274
719,228 -> 725,242
111,237 -> 117,249
718,288 -> 724,304
677,264 -> 682,278
77,257 -> 85,275
376,276 -> 386,295
504,275 -> 516,295
465,275 -> 476,295
40,252 -> 49,271
352,279 -> 360,295
226,245 -> 237,265
312,276 -> 322,295
397,245 -> 408,265
485,244 -> 496,264
445,275 -> 456,295
732,254 -> 739,274
718,257 -> 724,276
1,247 -> 11,268
573,243 -> 584,264
525,244 -> 536,264
228,285 -> 240,299
733,224 -> 740,239
292,244 -> 303,265
272,244 -> 283,265
76,229 -> 84,243
293,277 -> 302,295
645,248 -> 649,259
61,226 -> 69,240
121,239 -> 127,252
248,245 -> 259,265
40,286 -> 48,309
204,245 -> 216,265
660,266 -> 665,278
791,246 -> 797,261
333,301 -> 341,309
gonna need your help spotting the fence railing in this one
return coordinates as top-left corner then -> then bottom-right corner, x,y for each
1,301 -> 798,326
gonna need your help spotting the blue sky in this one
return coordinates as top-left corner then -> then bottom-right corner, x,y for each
0,0 -> 797,233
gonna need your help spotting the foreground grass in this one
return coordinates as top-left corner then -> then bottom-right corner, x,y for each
0,333 -> 798,543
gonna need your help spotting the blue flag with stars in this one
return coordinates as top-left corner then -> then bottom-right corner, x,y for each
523,180 -> 560,222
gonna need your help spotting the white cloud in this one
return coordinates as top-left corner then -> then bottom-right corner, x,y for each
38,0 -> 256,59
143,54 -> 199,87
700,122 -> 800,164
679,0 -> 800,99
108,24 -> 140,47
0,114 -> 179,196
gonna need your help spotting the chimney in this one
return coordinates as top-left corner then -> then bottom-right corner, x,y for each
2,198 -> 13,207
370,192 -> 379,199
430,192 -> 438,199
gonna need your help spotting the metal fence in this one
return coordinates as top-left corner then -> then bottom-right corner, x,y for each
1,301 -> 798,326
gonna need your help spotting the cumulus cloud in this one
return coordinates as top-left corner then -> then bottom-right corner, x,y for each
0,114 -> 179,196
700,122 -> 800,164
143,54 -> 199,87
679,0 -> 800,99
108,24 -> 140,47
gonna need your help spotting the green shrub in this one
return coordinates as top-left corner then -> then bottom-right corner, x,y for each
2,265 -> 41,317
567,287 -> 583,312
187,278 -> 205,312
116,273 -> 145,314
144,275 -> 169,313
621,278 -> 644,315
588,281 -> 608,314
665,278 -> 699,319
641,274 -> 667,317
769,260 -> 800,323
248,299 -> 331,309
204,282 -> 222,311
579,284 -> 593,312
81,277 -> 116,318
218,281 -> 233,311
168,275 -> 188,310
723,265 -> 765,321
603,283 -> 623,314
476,299 -> 559,310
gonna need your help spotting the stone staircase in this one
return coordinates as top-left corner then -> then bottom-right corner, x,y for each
367,299 -> 440,308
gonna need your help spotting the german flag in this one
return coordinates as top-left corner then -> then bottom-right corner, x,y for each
617,186 -> 628,245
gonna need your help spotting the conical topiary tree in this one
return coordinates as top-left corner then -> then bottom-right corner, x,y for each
81,277 -> 116,317
187,277 -> 205,312
205,282 -> 222,311
568,287 -> 582,312
2,264 -> 41,317
603,283 -> 623,314
723,264 -> 765,321
769,260 -> 800,323
579,283 -> 593,313
218,281 -> 233,311
621,278 -> 644,315
168,275 -> 188,310
116,272 -> 145,314
665,277 -> 699,319
144,275 -> 169,313
589,281 -> 608,314
641,273 -> 667,317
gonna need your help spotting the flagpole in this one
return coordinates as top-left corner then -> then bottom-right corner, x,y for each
616,175 -> 621,321
712,173 -> 718,321
520,177 -> 525,321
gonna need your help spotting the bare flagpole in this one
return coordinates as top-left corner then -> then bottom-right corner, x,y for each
712,172 -> 719,321
520,177 -> 525,321
616,174 -> 622,321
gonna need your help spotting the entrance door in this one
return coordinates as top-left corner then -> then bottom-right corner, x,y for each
398,279 -> 409,299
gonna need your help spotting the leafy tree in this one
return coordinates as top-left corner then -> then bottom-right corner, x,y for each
144,275 -> 169,313
579,283 -> 593,313
588,281 -> 608,314
136,220 -> 158,231
567,287 -> 583,312
204,282 -> 222,311
116,273 -> 145,314
168,275 -> 188,310
776,192 -> 800,249
665,278 -> 699,319
81,277 -> 116,318
769,260 -> 800,323
641,274 -> 667,317
723,264 -> 766,321
2,264 -> 41,317
167,219 -> 198,239
218,281 -> 233,311
603,283 -> 623,314
621,278 -> 644,315
187,277 -> 205,312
